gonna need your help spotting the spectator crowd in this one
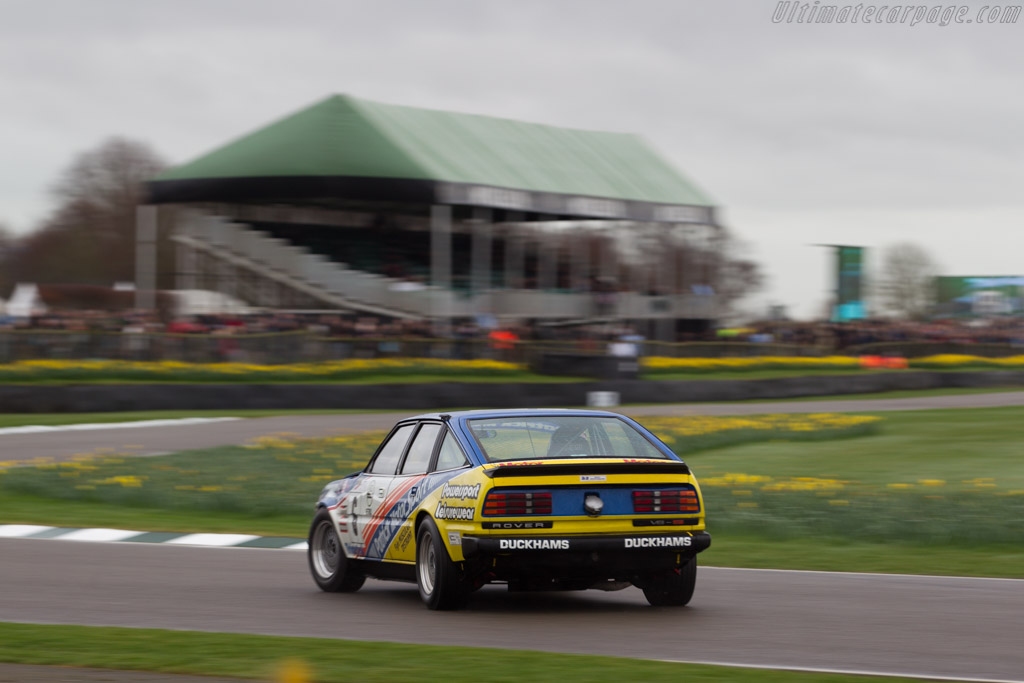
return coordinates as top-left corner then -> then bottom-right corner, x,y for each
1,307 -> 1023,365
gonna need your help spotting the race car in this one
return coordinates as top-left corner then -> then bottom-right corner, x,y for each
307,409 -> 710,610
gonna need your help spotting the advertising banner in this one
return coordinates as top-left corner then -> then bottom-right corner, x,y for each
934,276 -> 1024,317
833,245 -> 865,322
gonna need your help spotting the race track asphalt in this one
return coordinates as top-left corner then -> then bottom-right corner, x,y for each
1,538 -> 1023,682
8,390 -> 1024,464
4,392 -> 1024,681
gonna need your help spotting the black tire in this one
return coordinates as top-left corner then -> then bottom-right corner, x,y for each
415,518 -> 469,610
308,508 -> 365,592
642,556 -> 697,607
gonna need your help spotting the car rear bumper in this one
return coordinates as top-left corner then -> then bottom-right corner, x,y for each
462,531 -> 711,557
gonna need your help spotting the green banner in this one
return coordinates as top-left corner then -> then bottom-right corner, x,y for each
833,246 -> 865,322
934,276 -> 1024,316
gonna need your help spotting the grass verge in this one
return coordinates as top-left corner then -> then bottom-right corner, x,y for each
0,492 -> 307,537
2,372 -> 582,385
702,533 -> 1024,578
3,407 -> 1022,578
0,623 -> 928,682
0,492 -> 1018,578
728,385 -> 1024,403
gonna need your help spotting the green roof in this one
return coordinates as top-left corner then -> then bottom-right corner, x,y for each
155,94 -> 713,207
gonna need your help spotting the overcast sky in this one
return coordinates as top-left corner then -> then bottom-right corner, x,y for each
3,0 -> 1024,319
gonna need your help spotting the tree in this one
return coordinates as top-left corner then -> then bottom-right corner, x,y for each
705,227 -> 764,317
0,221 -> 15,296
876,242 -> 939,319
12,137 -> 168,287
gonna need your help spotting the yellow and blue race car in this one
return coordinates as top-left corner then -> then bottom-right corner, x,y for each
308,409 -> 710,610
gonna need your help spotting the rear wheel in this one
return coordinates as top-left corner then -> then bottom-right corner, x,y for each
642,556 -> 697,606
308,508 -> 365,592
416,518 -> 469,610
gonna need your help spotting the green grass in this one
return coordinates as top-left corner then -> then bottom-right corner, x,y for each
0,417 -> 876,519
0,623 -> 928,682
642,368 -> 886,380
729,385 -> 1024,403
642,367 -> 1024,382
0,492 -> 307,537
3,372 -> 582,385
703,533 -> 1024,578
1,492 -> 1020,578
685,407 -> 1024,487
4,406 -> 1023,578
0,431 -> 385,518
684,407 -> 1024,550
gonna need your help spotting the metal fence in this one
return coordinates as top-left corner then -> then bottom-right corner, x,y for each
3,330 -> 1019,365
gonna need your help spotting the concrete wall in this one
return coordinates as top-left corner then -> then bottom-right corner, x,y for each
2,371 -> 1024,413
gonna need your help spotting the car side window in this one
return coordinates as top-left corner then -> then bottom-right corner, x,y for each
602,421 -> 641,456
370,424 -> 415,474
435,431 -> 469,471
401,423 -> 442,475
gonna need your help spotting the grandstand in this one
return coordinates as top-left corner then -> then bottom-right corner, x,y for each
145,94 -> 720,331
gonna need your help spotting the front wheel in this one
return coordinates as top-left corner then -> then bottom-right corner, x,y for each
416,518 -> 469,610
308,508 -> 365,592
642,556 -> 697,606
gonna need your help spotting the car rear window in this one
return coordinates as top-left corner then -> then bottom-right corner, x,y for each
467,416 -> 669,462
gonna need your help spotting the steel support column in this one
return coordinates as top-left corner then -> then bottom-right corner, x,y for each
537,215 -> 557,291
176,232 -> 198,292
430,204 -> 452,330
135,205 -> 158,310
503,212 -> 524,290
470,207 -> 492,296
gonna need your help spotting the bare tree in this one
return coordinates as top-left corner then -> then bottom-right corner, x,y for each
0,221 -> 15,296
52,137 -> 165,219
876,242 -> 939,319
13,137 -> 167,287
706,227 -> 765,316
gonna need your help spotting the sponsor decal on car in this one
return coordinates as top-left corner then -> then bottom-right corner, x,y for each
489,421 -> 559,432
440,482 -> 481,501
394,526 -> 413,553
624,536 -> 692,548
482,521 -> 552,529
633,518 -> 698,527
499,538 -> 570,550
447,531 -> 462,546
580,475 -> 607,482
435,502 -> 475,521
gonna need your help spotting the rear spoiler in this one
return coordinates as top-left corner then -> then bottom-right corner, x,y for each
484,461 -> 691,478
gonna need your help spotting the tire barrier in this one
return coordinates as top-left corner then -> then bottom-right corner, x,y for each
2,370 -> 1024,413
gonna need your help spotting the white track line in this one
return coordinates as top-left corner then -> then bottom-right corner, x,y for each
659,658 -> 1024,683
0,417 -> 240,436
165,533 -> 259,547
57,528 -> 147,542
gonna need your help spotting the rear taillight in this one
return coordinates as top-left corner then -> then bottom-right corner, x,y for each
483,491 -> 552,516
633,489 -> 699,513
